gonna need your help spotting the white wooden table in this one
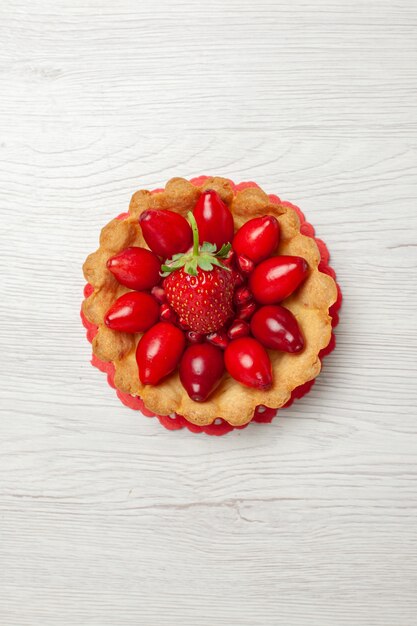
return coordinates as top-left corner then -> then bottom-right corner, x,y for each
1,1 -> 416,624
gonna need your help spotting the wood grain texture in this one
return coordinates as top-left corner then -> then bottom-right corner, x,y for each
1,1 -> 417,624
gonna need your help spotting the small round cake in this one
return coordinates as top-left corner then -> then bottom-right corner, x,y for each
82,176 -> 341,434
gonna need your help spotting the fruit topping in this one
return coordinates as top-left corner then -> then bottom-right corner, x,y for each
101,197 -> 311,401
224,337 -> 272,390
136,322 -> 185,385
249,256 -> 308,304
206,329 -> 229,350
162,213 -> 234,333
234,286 -> 252,307
236,254 -> 255,274
251,305 -> 304,353
186,330 -> 205,344
232,270 -> 245,287
193,190 -> 234,250
107,246 -> 161,291
222,249 -> 236,269
179,343 -> 225,401
233,215 -> 279,263
151,286 -> 166,304
104,292 -> 159,333
139,209 -> 192,258
227,319 -> 250,340
236,301 -> 257,321
159,303 -> 178,324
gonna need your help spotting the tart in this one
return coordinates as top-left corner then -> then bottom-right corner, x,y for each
82,176 -> 340,431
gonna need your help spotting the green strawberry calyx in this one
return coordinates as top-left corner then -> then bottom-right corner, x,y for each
161,212 -> 231,277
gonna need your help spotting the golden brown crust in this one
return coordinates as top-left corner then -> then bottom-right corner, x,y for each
83,177 -> 337,427
200,176 -> 235,204
232,187 -> 285,221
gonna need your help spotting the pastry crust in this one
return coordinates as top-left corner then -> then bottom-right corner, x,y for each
82,177 -> 337,427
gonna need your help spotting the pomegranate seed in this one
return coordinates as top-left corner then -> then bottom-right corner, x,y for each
206,329 -> 229,350
160,303 -> 178,323
227,320 -> 250,340
237,254 -> 254,274
232,270 -> 245,287
237,301 -> 257,321
234,286 -> 252,306
178,318 -> 190,331
222,249 -> 235,269
151,286 -> 166,304
186,330 -> 204,344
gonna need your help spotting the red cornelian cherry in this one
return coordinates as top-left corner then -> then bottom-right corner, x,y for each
160,303 -> 178,324
224,337 -> 272,390
233,216 -> 280,264
236,254 -> 254,274
104,292 -> 159,333
186,330 -> 205,344
107,246 -> 161,291
206,329 -> 229,350
179,343 -> 225,402
236,301 -> 257,321
151,286 -> 166,304
227,319 -> 250,340
251,305 -> 304,353
139,209 -> 192,258
249,256 -> 309,304
136,322 -> 185,385
193,190 -> 235,250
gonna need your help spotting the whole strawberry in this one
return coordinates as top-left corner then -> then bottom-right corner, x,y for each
162,213 -> 235,334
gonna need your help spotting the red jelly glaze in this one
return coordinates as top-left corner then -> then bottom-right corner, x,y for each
179,343 -> 225,402
104,291 -> 159,333
139,209 -> 192,258
136,322 -> 185,385
250,255 -> 309,304
193,190 -> 235,250
107,246 -> 161,291
81,179 -> 342,435
233,215 -> 280,263
251,305 -> 304,353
